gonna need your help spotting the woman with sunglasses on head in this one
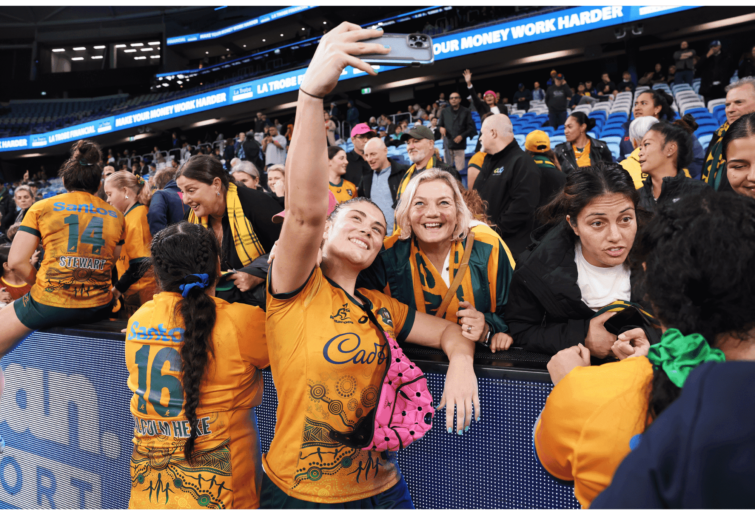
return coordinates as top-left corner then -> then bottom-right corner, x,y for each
263,22 -> 480,509
636,121 -> 709,213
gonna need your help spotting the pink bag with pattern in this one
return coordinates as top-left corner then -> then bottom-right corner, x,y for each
329,311 -> 435,452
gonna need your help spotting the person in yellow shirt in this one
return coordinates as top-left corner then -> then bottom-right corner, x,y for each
328,146 -> 358,204
263,24 -> 480,509
104,171 -> 158,317
466,150 -> 486,189
359,169 -> 515,353
126,221 -> 269,509
0,139 -> 125,356
534,190 -> 755,507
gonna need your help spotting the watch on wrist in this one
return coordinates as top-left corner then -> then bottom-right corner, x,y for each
479,325 -> 493,348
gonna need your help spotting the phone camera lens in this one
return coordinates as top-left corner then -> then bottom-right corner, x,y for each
409,35 -> 417,41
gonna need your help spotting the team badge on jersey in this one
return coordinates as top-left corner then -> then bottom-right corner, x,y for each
331,303 -> 352,324
493,166 -> 504,175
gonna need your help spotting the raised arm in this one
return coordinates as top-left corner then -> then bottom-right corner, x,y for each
270,23 -> 387,294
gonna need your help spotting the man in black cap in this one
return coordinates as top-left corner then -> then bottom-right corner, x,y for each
546,73 -> 572,129
394,125 -> 461,205
697,40 -> 735,104
513,83 -> 532,112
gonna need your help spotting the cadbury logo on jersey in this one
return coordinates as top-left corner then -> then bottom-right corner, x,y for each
53,201 -> 119,218
323,332 -> 387,366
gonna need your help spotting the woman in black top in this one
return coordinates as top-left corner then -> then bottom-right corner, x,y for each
505,162 -> 653,357
554,112 -> 613,174
636,121 -> 708,212
176,155 -> 282,306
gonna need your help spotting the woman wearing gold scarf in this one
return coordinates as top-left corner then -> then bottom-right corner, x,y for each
359,169 -> 516,352
176,155 -> 282,306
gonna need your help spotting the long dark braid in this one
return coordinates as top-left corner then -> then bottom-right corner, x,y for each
150,221 -> 219,463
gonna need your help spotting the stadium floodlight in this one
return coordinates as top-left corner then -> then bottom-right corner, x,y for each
162,83 -> 169,87
52,48 -> 65,52
134,56 -> 146,60
151,55 -> 160,58
131,43 -> 143,47
93,45 -> 106,49
115,44 -> 126,48
73,47 -> 86,51
124,49 -> 136,53
177,74 -> 184,79
148,41 -> 160,45
140,48 -> 152,52
71,57 -> 84,60
177,80 -> 183,84
91,56 -> 103,59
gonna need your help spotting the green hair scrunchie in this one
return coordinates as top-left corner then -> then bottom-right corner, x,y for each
647,328 -> 726,388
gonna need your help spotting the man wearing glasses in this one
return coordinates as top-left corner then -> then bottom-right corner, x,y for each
438,92 -> 477,172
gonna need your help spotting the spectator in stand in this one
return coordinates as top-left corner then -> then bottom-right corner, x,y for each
263,126 -> 287,169
506,162 -> 649,358
324,111 -> 338,146
0,183 -> 14,235
396,125 -> 461,205
598,73 -> 617,97
466,149 -> 486,190
584,79 -> 597,97
532,81 -> 545,101
180,142 -> 191,163
539,191 -> 755,508
546,69 -> 558,86
0,185 -> 34,236
617,71 -> 635,92
546,73 -> 572,129
139,160 -> 150,176
104,172 -> 157,318
673,114 -> 704,180
346,101 -> 360,134
151,146 -> 161,164
697,40 -> 736,104
236,131 -> 264,172
462,69 -> 508,115
524,131 -> 565,210
377,114 -> 390,129
703,77 -> 755,191
329,101 -> 340,122
473,114 -> 540,259
674,40 -> 697,85
437,92 -> 448,107
266,164 -> 286,207
273,119 -> 284,134
0,244 -> 32,303
177,155 -> 281,307
569,83 -> 587,108
666,64 -> 677,85
513,83 -> 532,112
738,44 -> 755,79
131,162 -> 140,176
554,112 -> 613,174
232,161 -> 262,190
360,137 -> 408,235
721,112 -> 755,199
107,150 -> 115,164
170,132 -> 180,148
345,123 -> 375,186
223,137 -> 236,169
438,91 -> 477,172
620,116 -> 662,188
428,116 -> 442,141
358,169 -> 516,352
147,167 -> 184,236
327,146 -> 358,204
637,121 -> 709,213
619,89 -> 677,161
254,112 -> 269,141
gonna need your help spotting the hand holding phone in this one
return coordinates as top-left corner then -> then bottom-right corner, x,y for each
361,33 -> 434,67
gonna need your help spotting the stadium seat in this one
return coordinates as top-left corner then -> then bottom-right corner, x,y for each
698,133 -> 713,150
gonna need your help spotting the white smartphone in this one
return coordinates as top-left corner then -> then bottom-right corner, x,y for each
360,33 -> 434,67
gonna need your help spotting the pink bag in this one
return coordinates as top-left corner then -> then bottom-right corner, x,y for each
329,312 -> 435,452
365,332 -> 435,452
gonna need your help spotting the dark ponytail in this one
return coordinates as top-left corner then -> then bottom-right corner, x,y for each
568,111 -> 597,132
59,139 -> 103,193
150,221 -> 220,464
639,90 -> 676,121
648,122 -> 694,172
634,190 -> 755,425
673,113 -> 698,134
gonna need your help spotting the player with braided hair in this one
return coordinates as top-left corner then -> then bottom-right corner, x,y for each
105,171 -> 157,316
126,221 -> 269,509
